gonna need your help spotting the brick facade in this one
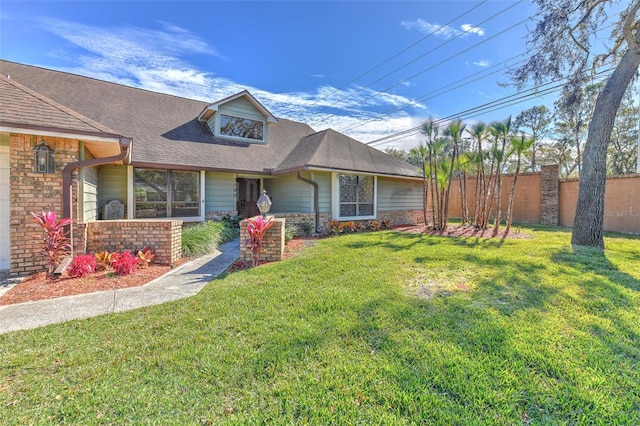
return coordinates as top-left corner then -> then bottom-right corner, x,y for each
83,220 -> 183,266
378,209 -> 427,226
239,216 -> 285,264
9,134 -> 80,275
540,164 -> 560,226
271,212 -> 332,235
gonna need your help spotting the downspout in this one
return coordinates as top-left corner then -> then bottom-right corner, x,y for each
62,137 -> 132,220
296,171 -> 320,234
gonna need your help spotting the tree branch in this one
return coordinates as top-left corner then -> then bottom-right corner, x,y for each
622,0 -> 640,54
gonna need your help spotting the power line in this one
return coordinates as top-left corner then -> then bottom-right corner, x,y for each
367,65 -> 616,147
307,0 -> 489,109
312,0 -> 528,126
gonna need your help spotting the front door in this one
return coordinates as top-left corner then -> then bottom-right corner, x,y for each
237,178 -> 260,218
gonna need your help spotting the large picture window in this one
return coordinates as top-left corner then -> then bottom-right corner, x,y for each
134,168 -> 200,218
339,174 -> 374,218
220,114 -> 264,141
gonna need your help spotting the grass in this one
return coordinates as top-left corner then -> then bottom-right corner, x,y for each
1,225 -> 639,424
181,220 -> 237,258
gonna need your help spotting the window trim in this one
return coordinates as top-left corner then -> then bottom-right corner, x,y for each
331,172 -> 377,221
128,167 -> 205,222
216,112 -> 267,144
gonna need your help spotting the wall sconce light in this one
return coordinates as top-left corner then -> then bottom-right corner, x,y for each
33,139 -> 55,174
256,189 -> 272,218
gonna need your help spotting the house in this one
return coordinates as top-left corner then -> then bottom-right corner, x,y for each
0,60 -> 424,275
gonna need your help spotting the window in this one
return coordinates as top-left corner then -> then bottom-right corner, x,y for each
134,169 -> 200,218
338,174 -> 375,218
220,114 -> 264,141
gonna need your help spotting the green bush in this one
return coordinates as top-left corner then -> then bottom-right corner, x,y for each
284,223 -> 298,243
181,220 -> 237,258
299,221 -> 314,236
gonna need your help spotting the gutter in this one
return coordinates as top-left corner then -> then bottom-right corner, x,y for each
62,137 -> 132,219
296,171 -> 320,234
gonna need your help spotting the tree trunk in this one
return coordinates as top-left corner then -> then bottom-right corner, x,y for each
505,154 -> 521,234
571,41 -> 640,248
421,160 -> 429,226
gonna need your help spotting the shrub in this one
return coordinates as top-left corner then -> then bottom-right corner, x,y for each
67,254 -> 97,278
299,221 -> 314,236
354,221 -> 368,232
246,216 -> 274,267
339,221 -> 356,233
369,220 -> 382,231
182,220 -> 237,258
284,224 -> 297,243
328,220 -> 341,235
381,219 -> 392,229
220,214 -> 242,229
95,250 -> 117,271
31,211 -> 73,275
137,247 -> 155,268
112,251 -> 139,276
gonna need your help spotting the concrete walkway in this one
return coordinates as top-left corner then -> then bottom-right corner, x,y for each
0,238 -> 240,334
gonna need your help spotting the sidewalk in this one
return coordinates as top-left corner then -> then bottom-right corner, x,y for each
0,238 -> 240,334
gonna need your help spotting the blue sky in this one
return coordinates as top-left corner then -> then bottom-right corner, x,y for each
0,0 -> 617,151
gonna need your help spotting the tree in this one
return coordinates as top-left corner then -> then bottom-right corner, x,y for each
489,117 -> 512,231
409,144 -> 430,226
513,105 -> 552,172
608,84 -> 640,174
467,122 -> 490,228
442,119 -> 466,229
505,134 -> 535,234
510,0 -> 640,249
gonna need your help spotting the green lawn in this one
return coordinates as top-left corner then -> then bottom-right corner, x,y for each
1,225 -> 639,424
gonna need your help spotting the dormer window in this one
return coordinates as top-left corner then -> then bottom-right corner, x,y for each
198,90 -> 277,145
220,114 -> 264,141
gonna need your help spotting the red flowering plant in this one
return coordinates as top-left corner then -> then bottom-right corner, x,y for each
245,216 -> 274,267
67,254 -> 97,278
112,251 -> 139,276
31,211 -> 73,275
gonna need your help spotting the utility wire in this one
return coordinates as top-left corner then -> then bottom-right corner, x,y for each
341,21 -> 615,135
307,0 -> 489,109
312,0 -> 527,126
367,65 -> 616,146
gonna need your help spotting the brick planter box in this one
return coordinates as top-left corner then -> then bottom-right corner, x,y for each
239,216 -> 285,265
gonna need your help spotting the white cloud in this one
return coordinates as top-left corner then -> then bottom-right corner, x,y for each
460,24 -> 485,36
401,19 -> 485,39
473,60 -> 491,67
34,17 -> 428,149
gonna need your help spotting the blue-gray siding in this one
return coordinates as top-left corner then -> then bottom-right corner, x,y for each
377,177 -> 423,211
205,171 -> 236,212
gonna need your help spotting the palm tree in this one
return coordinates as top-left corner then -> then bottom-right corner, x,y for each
422,119 -> 441,229
454,153 -> 472,224
409,143 -> 430,226
489,117 -> 512,231
467,122 -> 488,228
505,134 -> 535,234
442,119 -> 466,229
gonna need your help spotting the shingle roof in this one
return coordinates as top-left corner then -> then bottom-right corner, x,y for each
0,74 -> 119,138
0,60 -> 419,177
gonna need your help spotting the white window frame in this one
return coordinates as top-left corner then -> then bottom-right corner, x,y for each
331,172 -> 377,221
215,113 -> 267,144
127,167 -> 205,222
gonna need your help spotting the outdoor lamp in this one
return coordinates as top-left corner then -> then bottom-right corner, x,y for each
33,139 -> 55,174
256,189 -> 272,218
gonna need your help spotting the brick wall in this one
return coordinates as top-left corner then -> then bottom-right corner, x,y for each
378,209 -> 427,226
271,212 -> 332,235
239,216 -> 285,264
83,220 -> 183,266
9,134 -> 80,275
540,164 -> 560,226
205,210 -> 238,221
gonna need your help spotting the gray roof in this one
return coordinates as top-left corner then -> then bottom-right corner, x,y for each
0,60 -> 419,178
